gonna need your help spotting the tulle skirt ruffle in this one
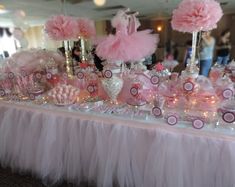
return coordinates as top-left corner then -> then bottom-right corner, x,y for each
96,30 -> 158,62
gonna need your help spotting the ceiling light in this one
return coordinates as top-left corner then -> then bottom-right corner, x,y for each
93,0 -> 106,7
0,4 -> 9,14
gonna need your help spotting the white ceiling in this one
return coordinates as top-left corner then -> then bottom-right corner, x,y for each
0,0 -> 234,27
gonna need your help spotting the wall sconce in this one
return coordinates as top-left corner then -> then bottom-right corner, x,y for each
157,25 -> 163,32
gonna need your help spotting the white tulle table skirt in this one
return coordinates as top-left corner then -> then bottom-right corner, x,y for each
0,101 -> 235,187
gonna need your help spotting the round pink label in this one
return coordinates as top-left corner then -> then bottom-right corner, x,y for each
77,72 -> 84,79
8,72 -> 15,79
0,89 -> 5,97
222,89 -> 233,99
222,112 -> 235,123
104,70 -> 112,79
130,87 -> 138,96
183,81 -> 194,91
21,70 -> 27,77
87,85 -> 95,93
46,72 -> 52,80
167,115 -> 178,125
35,72 -> 42,80
192,119 -> 204,129
150,75 -> 160,85
152,107 -> 162,117
63,73 -> 68,79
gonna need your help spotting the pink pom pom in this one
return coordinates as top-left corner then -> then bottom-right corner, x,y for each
76,18 -> 96,38
45,15 -> 77,40
171,0 -> 223,33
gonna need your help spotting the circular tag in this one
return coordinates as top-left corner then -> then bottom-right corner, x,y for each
63,73 -> 68,79
130,87 -> 138,96
167,115 -> 178,126
222,89 -> 233,99
152,107 -> 162,117
34,72 -> 42,80
8,72 -> 15,79
46,72 -> 52,80
87,85 -> 95,93
29,93 -> 35,100
150,75 -> 160,85
104,70 -> 112,79
183,81 -> 194,92
192,119 -> 204,129
20,70 -> 27,77
77,72 -> 84,79
222,112 -> 235,123
0,89 -> 5,97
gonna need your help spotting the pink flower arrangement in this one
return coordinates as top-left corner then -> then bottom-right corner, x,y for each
45,15 -> 77,40
76,18 -> 96,38
171,0 -> 223,33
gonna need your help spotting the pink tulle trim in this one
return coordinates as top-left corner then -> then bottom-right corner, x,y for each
96,30 -> 159,62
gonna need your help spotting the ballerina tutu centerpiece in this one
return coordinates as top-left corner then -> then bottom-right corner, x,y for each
96,9 -> 159,102
96,8 -> 159,65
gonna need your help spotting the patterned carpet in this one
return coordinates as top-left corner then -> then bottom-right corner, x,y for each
0,167 -> 95,187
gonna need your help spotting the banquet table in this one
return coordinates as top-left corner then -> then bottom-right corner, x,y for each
0,100 -> 235,187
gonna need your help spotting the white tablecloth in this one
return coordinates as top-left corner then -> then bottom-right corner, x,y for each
0,101 -> 235,187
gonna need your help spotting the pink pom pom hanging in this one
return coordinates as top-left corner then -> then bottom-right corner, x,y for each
171,0 -> 223,33
45,15 -> 77,41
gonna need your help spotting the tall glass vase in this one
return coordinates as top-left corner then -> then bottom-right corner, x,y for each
63,40 -> 73,77
189,31 -> 198,72
79,36 -> 87,62
182,31 -> 199,78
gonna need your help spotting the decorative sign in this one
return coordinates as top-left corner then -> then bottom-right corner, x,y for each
222,112 -> 235,123
103,70 -> 112,79
192,119 -> 204,129
0,89 -> 5,97
87,85 -> 95,93
150,75 -> 160,85
222,88 -> 233,99
183,81 -> 194,92
8,72 -> 15,79
130,87 -> 138,97
46,72 -> 52,80
167,115 -> 178,125
152,106 -> 162,117
76,71 -> 84,79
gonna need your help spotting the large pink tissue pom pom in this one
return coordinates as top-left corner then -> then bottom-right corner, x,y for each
76,18 -> 96,38
45,15 -> 77,40
171,0 -> 223,33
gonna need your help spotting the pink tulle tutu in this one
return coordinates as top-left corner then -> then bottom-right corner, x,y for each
96,9 -> 158,62
96,30 -> 157,62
